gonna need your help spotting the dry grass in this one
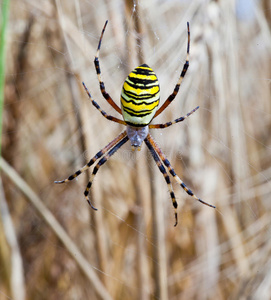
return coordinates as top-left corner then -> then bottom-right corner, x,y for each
1,0 -> 271,299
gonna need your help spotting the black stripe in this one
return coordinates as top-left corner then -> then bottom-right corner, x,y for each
158,164 -> 166,174
140,63 -> 149,68
171,193 -> 177,208
126,121 -> 149,127
180,61 -> 189,77
107,136 -> 129,156
122,107 -> 152,117
68,171 -> 80,181
84,182 -> 92,195
125,81 -> 159,90
87,151 -> 103,167
94,58 -> 101,74
121,95 -> 159,106
123,89 -> 160,100
128,76 -> 157,85
132,69 -> 154,76
122,104 -> 153,114
93,165 -> 99,175
163,158 -> 171,168
145,139 -> 159,162
98,157 -> 107,166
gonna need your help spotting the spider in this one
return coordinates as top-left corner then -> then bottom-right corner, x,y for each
55,20 -> 215,226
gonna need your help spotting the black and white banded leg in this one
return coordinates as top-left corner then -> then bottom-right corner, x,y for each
55,131 -> 127,184
146,134 -> 216,209
82,82 -> 125,125
83,134 -> 129,210
145,136 -> 178,226
150,106 -> 199,129
93,20 -> 122,115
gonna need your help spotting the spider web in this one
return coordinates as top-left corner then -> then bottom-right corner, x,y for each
1,0 -> 271,299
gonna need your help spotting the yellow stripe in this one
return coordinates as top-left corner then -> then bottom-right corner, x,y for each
123,81 -> 159,95
121,97 -> 159,113
129,73 -> 157,81
136,66 -> 153,71
121,89 -> 160,103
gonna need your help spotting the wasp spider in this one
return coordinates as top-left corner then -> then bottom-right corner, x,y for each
55,20 -> 215,226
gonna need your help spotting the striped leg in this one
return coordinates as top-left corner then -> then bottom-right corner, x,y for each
153,22 -> 190,119
149,106 -> 199,129
82,82 -> 126,125
94,20 -> 122,115
55,131 -> 127,184
84,135 -> 129,210
145,137 -> 178,226
146,134 -> 216,209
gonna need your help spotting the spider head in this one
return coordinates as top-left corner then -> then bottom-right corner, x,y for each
126,125 -> 149,151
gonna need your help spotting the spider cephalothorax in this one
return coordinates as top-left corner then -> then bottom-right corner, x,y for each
55,20 -> 215,226
126,125 -> 149,150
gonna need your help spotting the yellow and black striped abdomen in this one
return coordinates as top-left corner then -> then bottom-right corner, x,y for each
121,64 -> 160,126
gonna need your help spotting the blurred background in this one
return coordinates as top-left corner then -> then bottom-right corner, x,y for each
1,0 -> 271,299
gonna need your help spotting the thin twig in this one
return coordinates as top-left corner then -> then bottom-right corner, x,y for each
0,178 -> 26,300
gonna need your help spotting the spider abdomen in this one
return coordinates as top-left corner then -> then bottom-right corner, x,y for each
121,64 -> 160,126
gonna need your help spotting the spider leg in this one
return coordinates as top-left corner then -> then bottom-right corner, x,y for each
94,20 -> 122,115
153,22 -> 190,119
82,82 -> 126,125
84,134 -> 129,210
146,134 -> 216,209
149,106 -> 199,129
55,131 -> 127,184
144,137 -> 178,226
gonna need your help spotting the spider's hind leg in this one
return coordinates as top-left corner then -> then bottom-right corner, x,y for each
145,135 -> 178,226
83,134 -> 129,210
54,131 -> 127,184
146,134 -> 216,209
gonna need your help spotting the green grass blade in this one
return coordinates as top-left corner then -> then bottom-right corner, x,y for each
0,0 -> 10,155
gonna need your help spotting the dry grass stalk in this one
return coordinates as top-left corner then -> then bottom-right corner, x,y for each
1,0 -> 270,299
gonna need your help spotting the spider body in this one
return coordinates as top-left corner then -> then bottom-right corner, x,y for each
121,64 -> 160,126
122,63 -> 160,149
55,20 -> 215,226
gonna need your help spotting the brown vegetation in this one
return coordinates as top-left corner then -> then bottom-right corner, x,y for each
1,0 -> 271,299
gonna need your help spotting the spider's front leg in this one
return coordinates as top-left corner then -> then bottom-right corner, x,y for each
93,20 -> 122,115
82,82 -> 126,125
153,22 -> 190,118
